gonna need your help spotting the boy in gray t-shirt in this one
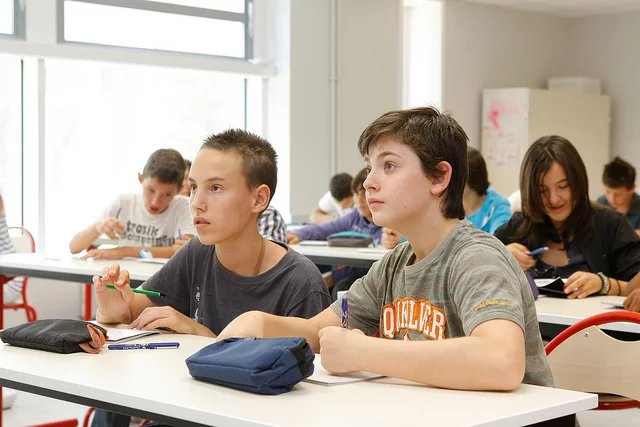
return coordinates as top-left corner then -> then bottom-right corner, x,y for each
219,107 -> 554,392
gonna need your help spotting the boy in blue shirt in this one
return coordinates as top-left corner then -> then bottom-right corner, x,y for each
597,156 -> 640,235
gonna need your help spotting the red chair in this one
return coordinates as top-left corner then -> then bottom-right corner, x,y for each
545,311 -> 640,410
3,227 -> 37,322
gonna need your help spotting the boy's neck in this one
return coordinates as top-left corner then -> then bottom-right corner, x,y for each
215,230 -> 282,277
402,212 -> 460,263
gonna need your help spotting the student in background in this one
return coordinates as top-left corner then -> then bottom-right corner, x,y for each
69,149 -> 195,259
178,158 -> 192,197
310,172 -> 354,224
495,136 -> 640,299
259,205 -> 287,244
288,168 -> 399,299
596,156 -> 640,235
464,147 -> 512,234
91,130 -> 330,427
219,107 -> 554,393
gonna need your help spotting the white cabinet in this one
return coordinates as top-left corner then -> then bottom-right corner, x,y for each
481,88 -> 610,200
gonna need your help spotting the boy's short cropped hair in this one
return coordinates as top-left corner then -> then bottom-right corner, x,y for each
350,169 -> 368,194
467,147 -> 489,196
201,129 -> 278,204
142,148 -> 186,188
603,156 -> 636,189
357,107 -> 468,220
329,173 -> 354,201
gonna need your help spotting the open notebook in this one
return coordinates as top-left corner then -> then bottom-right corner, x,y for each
90,322 -> 160,343
303,354 -> 384,386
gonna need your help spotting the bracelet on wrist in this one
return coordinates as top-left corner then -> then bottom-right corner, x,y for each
597,272 -> 610,295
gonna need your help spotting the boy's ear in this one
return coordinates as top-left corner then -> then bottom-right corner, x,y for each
138,173 -> 144,184
252,184 -> 271,213
430,161 -> 453,197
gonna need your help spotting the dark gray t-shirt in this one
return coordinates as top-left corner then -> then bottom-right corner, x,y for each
141,238 -> 331,335
330,220 -> 554,387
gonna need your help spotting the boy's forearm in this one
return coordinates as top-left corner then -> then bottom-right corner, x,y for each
69,225 -> 100,254
117,246 -> 176,259
261,313 -> 323,352
626,273 -> 640,295
356,336 -> 524,391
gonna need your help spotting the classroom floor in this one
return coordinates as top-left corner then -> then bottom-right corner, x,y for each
2,389 -> 639,426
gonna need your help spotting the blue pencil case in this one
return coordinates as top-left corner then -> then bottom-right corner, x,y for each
185,337 -> 315,395
327,230 -> 373,247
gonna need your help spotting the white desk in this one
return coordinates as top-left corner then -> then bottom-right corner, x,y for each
0,253 -> 161,287
535,295 -> 640,334
0,333 -> 596,427
290,244 -> 388,268
0,253 -> 164,330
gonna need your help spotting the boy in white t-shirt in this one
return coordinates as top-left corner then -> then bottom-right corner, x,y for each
69,149 -> 195,260
310,173 -> 354,224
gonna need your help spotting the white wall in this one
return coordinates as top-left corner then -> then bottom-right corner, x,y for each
565,12 -> 640,165
270,0 -> 402,221
441,0 -> 569,147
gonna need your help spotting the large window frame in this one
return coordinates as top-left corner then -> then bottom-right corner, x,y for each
0,0 -> 25,38
57,0 -> 253,60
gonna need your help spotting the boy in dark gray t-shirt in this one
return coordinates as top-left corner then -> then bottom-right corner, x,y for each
92,129 -> 330,337
141,237 -> 329,335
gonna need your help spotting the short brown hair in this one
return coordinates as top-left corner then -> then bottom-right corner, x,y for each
201,129 -> 278,204
515,135 -> 594,246
142,148 -> 186,188
329,173 -> 353,201
351,168 -> 368,194
603,156 -> 635,189
467,147 -> 489,196
357,107 -> 468,219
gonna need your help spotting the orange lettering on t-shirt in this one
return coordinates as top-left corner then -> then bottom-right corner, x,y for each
381,297 -> 446,341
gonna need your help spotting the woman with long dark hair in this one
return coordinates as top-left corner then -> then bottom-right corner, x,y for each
495,135 -> 640,298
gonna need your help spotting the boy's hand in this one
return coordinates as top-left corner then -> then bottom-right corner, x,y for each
318,326 -> 366,373
95,217 -> 125,240
82,247 -> 126,260
93,264 -> 134,322
129,306 -> 202,335
217,311 -> 266,340
173,234 -> 194,252
381,228 -> 402,249
564,271 -> 602,299
287,233 -> 300,244
506,243 -> 536,271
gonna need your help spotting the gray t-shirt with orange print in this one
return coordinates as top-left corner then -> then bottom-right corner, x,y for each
330,219 -> 554,387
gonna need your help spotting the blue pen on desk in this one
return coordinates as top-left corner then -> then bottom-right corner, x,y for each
177,228 -> 182,240
527,247 -> 549,257
108,342 -> 180,350
341,296 -> 349,328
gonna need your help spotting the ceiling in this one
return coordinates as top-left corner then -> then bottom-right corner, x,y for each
459,0 -> 640,17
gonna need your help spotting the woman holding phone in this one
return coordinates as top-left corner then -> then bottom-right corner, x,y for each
494,135 -> 640,299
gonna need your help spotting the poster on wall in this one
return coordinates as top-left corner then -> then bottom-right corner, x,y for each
481,89 -> 529,170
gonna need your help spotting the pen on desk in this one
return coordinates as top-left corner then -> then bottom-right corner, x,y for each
341,295 -> 349,328
105,285 -> 162,297
527,247 -> 549,257
108,342 -> 180,350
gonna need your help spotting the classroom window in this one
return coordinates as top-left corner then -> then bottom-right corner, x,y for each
43,59 -> 254,253
62,0 -> 250,58
0,54 -> 23,226
0,0 -> 14,34
403,0 -> 442,109
149,0 -> 245,14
